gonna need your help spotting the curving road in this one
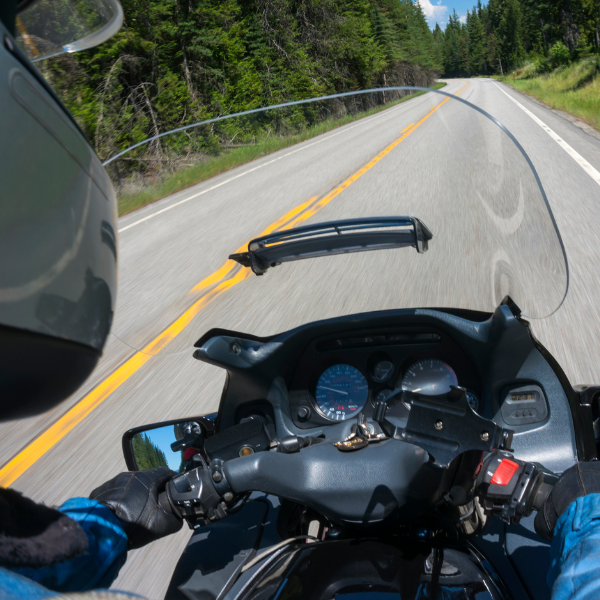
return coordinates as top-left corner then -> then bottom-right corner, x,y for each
3,78 -> 600,598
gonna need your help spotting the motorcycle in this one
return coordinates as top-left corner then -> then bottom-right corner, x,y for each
112,87 -> 600,600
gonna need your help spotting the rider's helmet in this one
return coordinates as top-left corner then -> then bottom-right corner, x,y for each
0,0 -> 123,419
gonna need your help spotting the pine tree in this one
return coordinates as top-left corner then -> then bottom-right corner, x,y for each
132,433 -> 169,470
467,7 -> 487,73
498,0 -> 526,67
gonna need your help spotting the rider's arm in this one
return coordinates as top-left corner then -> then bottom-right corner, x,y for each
547,493 -> 600,600
13,468 -> 182,593
534,462 -> 600,600
15,498 -> 128,592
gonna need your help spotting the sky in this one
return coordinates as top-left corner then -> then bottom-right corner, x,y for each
418,0 -> 476,29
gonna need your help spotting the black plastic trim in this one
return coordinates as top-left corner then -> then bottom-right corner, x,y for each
526,326 -> 597,461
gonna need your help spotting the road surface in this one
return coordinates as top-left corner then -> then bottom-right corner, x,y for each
3,78 -> 600,598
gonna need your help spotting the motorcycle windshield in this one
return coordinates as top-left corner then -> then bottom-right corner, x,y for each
107,88 -> 568,356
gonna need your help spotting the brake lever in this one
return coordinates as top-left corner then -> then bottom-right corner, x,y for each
373,386 -> 514,468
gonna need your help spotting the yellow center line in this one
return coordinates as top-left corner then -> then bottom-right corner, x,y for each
188,195 -> 321,295
0,83 -> 469,487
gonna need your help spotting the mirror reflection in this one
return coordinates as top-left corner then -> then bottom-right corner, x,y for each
131,422 -> 202,472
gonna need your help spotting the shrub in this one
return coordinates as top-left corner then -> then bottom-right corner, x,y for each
549,42 -> 571,67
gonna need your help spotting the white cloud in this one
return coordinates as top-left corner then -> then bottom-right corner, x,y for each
459,14 -> 467,24
417,0 -> 448,27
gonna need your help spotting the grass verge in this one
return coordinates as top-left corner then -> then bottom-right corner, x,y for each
496,58 -> 600,131
117,82 -> 447,216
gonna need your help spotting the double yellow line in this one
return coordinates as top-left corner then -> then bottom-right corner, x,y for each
0,83 -> 468,487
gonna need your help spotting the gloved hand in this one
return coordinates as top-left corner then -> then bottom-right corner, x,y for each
90,467 -> 183,549
534,461 -> 600,541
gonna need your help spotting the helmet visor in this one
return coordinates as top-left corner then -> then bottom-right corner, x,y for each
15,0 -> 123,62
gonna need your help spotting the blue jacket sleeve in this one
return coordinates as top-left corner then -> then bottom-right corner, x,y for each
548,493 -> 600,600
15,498 -> 128,592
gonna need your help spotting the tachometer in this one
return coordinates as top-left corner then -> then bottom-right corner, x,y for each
315,364 -> 369,421
401,359 -> 458,396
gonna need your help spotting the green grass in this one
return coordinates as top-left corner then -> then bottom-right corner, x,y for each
117,82 -> 447,215
496,58 -> 600,131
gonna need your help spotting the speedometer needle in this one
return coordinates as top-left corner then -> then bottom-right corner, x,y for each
320,386 -> 349,396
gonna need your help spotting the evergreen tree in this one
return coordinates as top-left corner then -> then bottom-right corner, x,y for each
132,433 -> 169,470
467,8 -> 487,73
498,0 -> 526,67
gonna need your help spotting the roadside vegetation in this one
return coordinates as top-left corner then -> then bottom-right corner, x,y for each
432,0 -> 599,79
497,54 -> 600,131
32,0 -> 599,212
118,83 -> 446,215
431,1 -> 599,131
33,0 -> 442,213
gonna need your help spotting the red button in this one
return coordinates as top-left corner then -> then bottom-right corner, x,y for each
491,459 -> 520,485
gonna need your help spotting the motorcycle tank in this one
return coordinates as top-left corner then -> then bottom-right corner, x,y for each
107,87 -> 568,356
238,538 -> 507,600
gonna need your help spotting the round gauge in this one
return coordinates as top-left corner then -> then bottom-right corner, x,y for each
315,364 -> 369,421
467,391 -> 480,413
401,359 -> 458,396
372,360 -> 394,383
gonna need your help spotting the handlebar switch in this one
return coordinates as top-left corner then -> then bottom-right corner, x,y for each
165,466 -> 231,525
476,451 -> 552,523
172,474 -> 192,494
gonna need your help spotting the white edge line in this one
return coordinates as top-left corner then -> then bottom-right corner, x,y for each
117,94 -> 437,233
493,82 -> 600,187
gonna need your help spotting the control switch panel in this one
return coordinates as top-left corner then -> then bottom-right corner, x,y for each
500,384 -> 548,426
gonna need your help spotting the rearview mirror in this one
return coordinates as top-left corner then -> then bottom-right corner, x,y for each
122,414 -> 216,472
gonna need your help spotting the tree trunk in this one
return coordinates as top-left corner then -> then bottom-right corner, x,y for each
540,18 -> 548,52
174,0 -> 198,104
142,86 -> 164,161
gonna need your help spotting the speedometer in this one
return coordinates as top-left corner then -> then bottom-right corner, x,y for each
315,364 -> 369,421
401,359 -> 458,396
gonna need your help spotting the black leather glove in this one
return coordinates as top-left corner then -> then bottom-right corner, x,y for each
90,467 -> 183,549
534,461 -> 600,541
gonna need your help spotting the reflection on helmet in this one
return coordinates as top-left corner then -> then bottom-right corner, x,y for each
15,0 -> 124,62
0,0 -> 122,419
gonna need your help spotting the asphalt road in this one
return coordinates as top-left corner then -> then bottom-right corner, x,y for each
3,78 -> 600,598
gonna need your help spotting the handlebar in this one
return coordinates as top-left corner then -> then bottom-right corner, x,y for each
161,406 -> 558,529
475,451 -> 557,523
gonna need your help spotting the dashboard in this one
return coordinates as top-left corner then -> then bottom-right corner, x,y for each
287,326 -> 482,429
193,305 -> 581,474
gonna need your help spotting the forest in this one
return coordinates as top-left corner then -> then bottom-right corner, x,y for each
36,0 -> 439,175
27,0 -> 599,201
132,432 -> 169,470
434,0 -> 600,77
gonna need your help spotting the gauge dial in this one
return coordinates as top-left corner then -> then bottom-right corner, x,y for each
401,359 -> 458,396
372,360 -> 394,383
315,364 -> 369,421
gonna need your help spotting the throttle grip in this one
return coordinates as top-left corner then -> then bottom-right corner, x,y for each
476,451 -> 556,523
532,480 -> 555,512
158,490 -> 174,514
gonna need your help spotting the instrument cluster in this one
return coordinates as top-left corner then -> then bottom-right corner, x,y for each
288,328 -> 482,428
313,358 -> 479,422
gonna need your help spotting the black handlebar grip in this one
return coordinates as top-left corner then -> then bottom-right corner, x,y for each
158,489 -> 179,516
532,479 -> 554,512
